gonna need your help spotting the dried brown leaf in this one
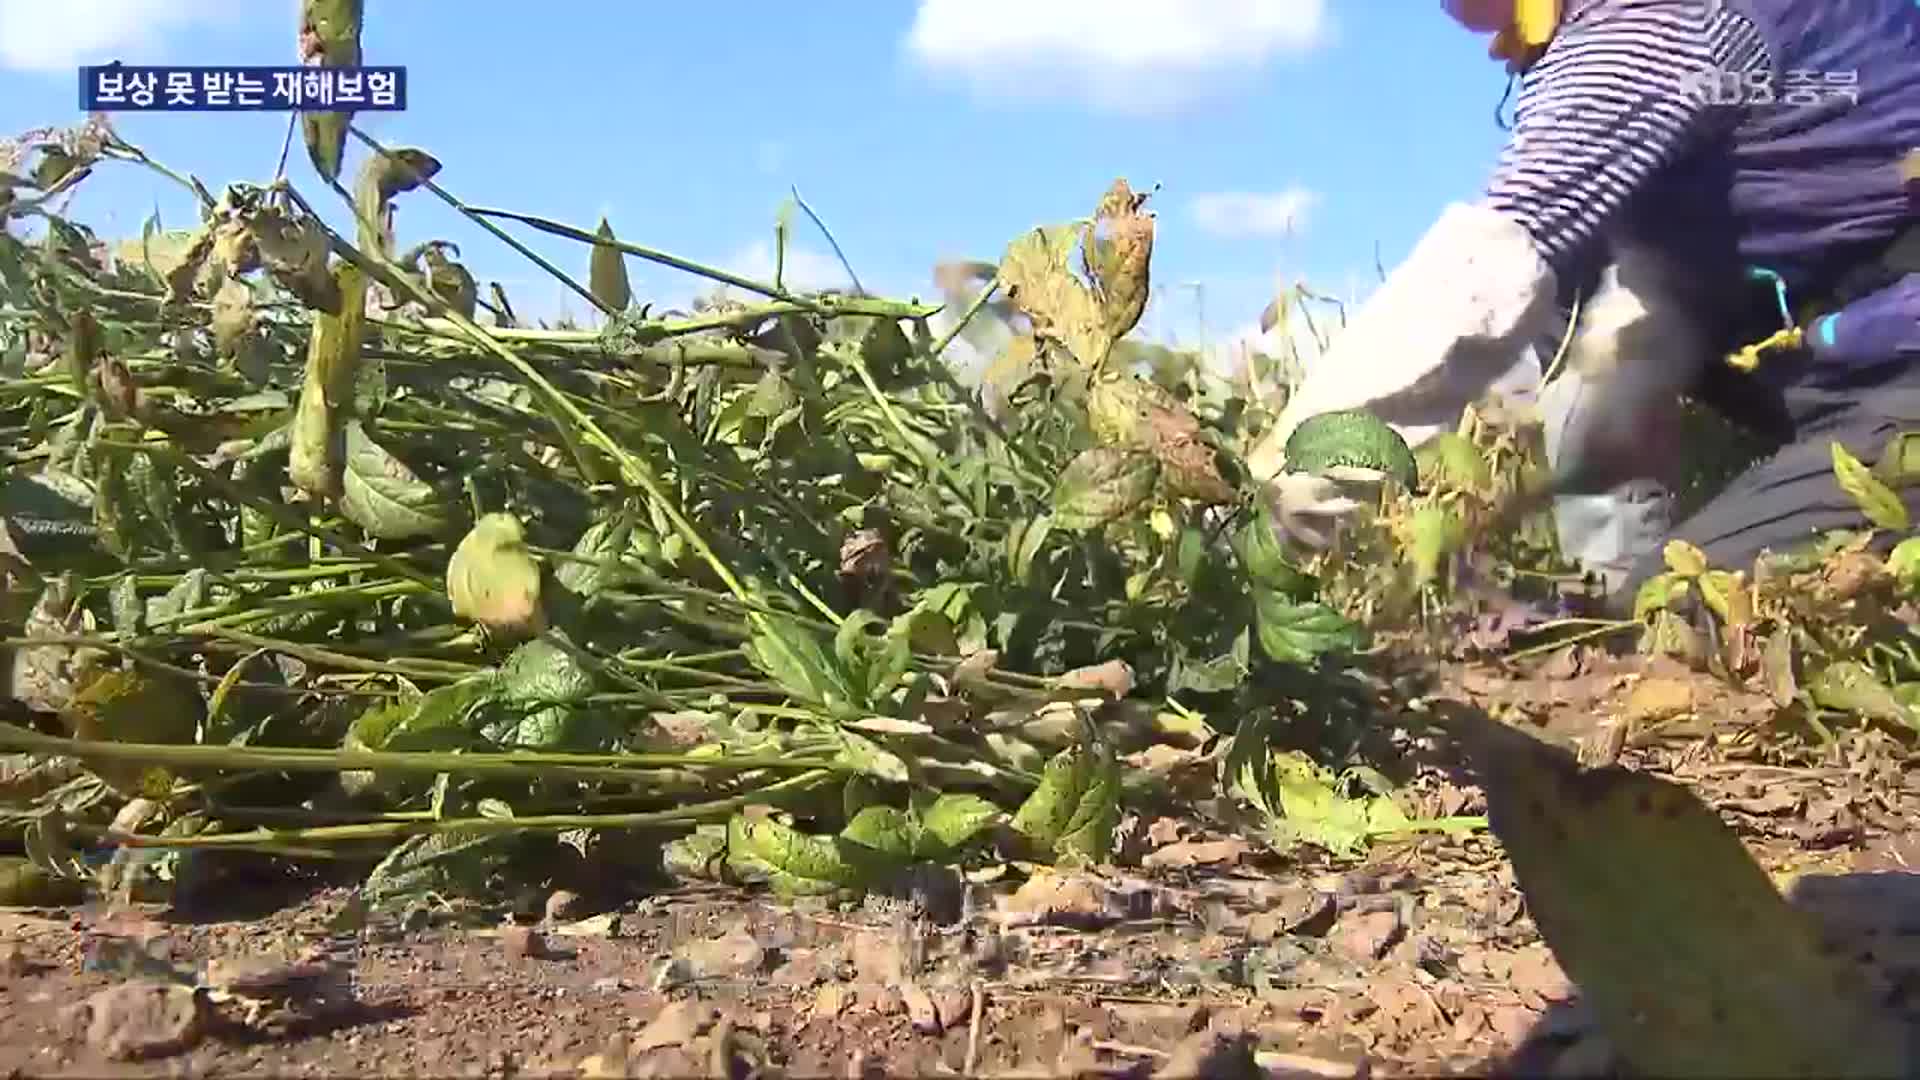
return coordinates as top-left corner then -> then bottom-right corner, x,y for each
96,356 -> 141,422
1141,837 -> 1251,869
1822,550 -> 1892,602
419,243 -> 477,320
213,219 -> 260,277
253,208 -> 340,313
352,147 -> 441,256
1084,178 -> 1155,342
1051,658 -> 1134,700
1151,425 -> 1236,504
210,278 -> 254,358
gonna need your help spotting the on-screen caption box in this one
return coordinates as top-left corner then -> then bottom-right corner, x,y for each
80,64 -> 408,112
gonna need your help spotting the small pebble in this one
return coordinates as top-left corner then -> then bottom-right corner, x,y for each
1334,909 -> 1404,963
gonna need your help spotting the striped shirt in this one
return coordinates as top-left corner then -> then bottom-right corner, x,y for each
1483,1 -> 1775,275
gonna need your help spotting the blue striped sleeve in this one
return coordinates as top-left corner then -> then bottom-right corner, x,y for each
1482,4 -> 1773,274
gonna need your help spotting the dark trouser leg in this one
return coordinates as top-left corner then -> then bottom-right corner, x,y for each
1611,357 -> 1920,611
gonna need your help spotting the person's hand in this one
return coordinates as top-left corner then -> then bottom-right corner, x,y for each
1539,244 -> 1705,495
1241,201 -> 1557,548
1263,465 -> 1391,549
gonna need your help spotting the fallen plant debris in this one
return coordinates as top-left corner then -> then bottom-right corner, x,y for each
5,5 -> 1920,1075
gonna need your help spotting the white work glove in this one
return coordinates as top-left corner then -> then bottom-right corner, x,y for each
1537,244 -> 1709,592
1265,467 -> 1390,549
1247,202 -> 1558,547
1541,244 -> 1708,495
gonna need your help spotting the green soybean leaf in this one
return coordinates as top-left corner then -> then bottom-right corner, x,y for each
1634,572 -> 1685,621
339,421 -> 451,541
1406,503 -> 1468,586
839,806 -> 915,860
147,569 -> 207,626
346,676 -> 495,756
1010,743 -> 1121,864
488,636 -> 597,748
1171,649 -> 1249,695
726,812 -> 866,897
834,609 -> 908,706
1415,431 -> 1493,494
830,729 -> 910,784
1871,431 -> 1920,487
915,793 -> 1002,858
107,576 -> 142,635
1237,509 -> 1315,598
1808,660 -> 1914,729
497,637 -> 594,705
1262,753 -> 1411,859
1005,513 -> 1054,583
888,605 -> 960,660
746,613 -> 860,716
554,516 -> 632,601
662,827 -> 729,884
1253,592 -> 1364,665
361,829 -> 514,912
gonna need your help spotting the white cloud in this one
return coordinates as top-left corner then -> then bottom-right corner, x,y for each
1190,188 -> 1317,239
0,0 -> 247,74
903,0 -> 1329,112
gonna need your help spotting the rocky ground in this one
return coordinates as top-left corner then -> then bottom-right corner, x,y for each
5,648 -> 1920,1079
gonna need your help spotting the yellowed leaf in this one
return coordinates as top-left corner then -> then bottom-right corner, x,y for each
996,224 -> 1113,371
1623,677 -> 1694,723
1831,441 -> 1910,531
589,216 -> 631,313
1662,540 -> 1708,578
1633,572 -> 1684,621
288,260 -> 366,499
210,278 -> 254,358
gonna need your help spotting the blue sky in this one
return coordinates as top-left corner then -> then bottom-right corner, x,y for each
0,1 -> 1515,361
